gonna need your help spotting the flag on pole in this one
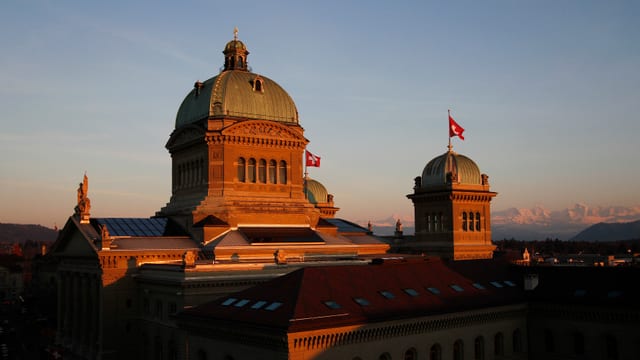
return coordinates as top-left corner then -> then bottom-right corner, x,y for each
449,112 -> 465,140
305,150 -> 321,167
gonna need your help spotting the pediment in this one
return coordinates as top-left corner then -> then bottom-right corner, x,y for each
166,125 -> 205,149
222,120 -> 306,142
50,217 -> 99,258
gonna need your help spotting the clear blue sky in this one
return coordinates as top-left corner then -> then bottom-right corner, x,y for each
1,0 -> 639,228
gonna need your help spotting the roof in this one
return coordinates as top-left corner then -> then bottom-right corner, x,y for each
180,258 -> 525,332
175,70 -> 298,128
422,150 -> 482,186
305,179 -> 328,204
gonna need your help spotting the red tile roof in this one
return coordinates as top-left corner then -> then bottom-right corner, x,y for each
180,257 -> 525,332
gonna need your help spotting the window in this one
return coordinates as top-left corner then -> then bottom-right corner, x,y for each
605,334 -> 618,360
503,280 -> 516,287
258,159 -> 266,183
268,160 -> 277,184
248,158 -> 256,183
573,332 -> 584,355
494,332 -> 504,356
237,158 -> 245,182
426,213 -> 431,232
251,301 -> 268,309
155,300 -> 163,319
434,213 -> 439,232
169,302 -> 177,315
462,212 -> 467,231
323,300 -> 341,309
454,339 -> 464,360
404,348 -> 417,360
512,329 -> 523,353
472,283 -> 486,290
197,349 -> 207,360
353,297 -> 370,306
430,344 -> 442,360
474,336 -> 484,360
278,160 -> 287,184
379,353 -> 392,360
403,288 -> 419,297
234,299 -> 250,307
544,329 -> 555,352
475,212 -> 481,230
265,302 -> 283,311
427,287 -> 441,295
450,284 -> 465,292
379,290 -> 395,299
469,212 -> 475,232
490,281 -> 504,288
221,298 -> 237,306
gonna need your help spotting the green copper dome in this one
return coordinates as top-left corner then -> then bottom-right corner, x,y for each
175,31 -> 299,129
421,150 -> 482,186
305,179 -> 328,204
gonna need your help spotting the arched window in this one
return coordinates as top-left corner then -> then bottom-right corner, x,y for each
434,214 -> 439,232
605,334 -> 618,360
544,329 -> 555,352
168,340 -> 178,360
430,344 -> 442,360
404,348 -> 417,360
462,212 -> 468,231
454,339 -> 464,360
237,158 -> 246,182
248,158 -> 256,183
512,329 -> 523,353
469,212 -> 475,232
278,160 -> 287,184
494,332 -> 504,356
426,213 -> 431,232
439,213 -> 444,231
474,336 -> 484,360
258,159 -> 267,183
379,352 -> 392,360
268,160 -> 277,184
475,212 -> 481,231
573,332 -> 585,355
197,349 -> 207,360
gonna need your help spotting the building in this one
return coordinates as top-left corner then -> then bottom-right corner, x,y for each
46,30 -> 640,360
49,30 -> 389,359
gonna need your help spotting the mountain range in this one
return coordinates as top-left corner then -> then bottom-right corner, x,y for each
362,204 -> 640,241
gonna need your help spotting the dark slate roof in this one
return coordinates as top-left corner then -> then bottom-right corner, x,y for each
93,217 -> 187,237
180,257 -> 525,332
325,218 -> 369,234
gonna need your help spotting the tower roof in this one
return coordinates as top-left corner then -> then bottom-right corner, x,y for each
421,150 -> 482,187
305,178 -> 329,205
175,29 -> 299,128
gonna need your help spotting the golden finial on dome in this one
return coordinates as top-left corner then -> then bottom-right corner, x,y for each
233,27 -> 238,41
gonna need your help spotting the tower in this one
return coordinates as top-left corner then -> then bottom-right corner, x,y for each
407,146 -> 497,260
158,30 -> 320,240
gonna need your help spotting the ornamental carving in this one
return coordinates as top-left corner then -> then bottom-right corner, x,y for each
222,121 -> 305,142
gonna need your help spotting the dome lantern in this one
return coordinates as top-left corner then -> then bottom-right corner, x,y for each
223,27 -> 249,71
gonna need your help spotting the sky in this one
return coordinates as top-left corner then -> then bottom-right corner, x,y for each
1,0 -> 639,228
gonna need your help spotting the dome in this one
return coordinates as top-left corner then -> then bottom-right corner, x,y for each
175,71 -> 299,128
421,150 -> 482,187
305,179 -> 328,204
175,29 -> 298,129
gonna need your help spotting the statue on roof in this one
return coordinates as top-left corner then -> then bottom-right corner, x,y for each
74,174 -> 91,223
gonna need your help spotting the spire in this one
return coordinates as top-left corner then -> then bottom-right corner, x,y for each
223,27 -> 249,71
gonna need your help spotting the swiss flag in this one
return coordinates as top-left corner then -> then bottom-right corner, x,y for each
305,150 -> 321,167
449,113 -> 465,140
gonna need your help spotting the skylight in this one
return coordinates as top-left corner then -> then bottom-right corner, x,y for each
324,301 -> 341,309
403,288 -> 419,297
379,291 -> 395,299
573,289 -> 587,297
504,280 -> 517,287
472,283 -> 486,290
450,284 -> 464,292
234,299 -> 250,307
221,298 -> 237,306
251,301 -> 268,309
353,297 -> 370,306
490,281 -> 504,288
265,302 -> 283,311
427,287 -> 441,295
607,291 -> 623,298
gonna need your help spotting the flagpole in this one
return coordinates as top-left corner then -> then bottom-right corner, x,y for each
303,150 -> 308,199
448,109 -> 452,152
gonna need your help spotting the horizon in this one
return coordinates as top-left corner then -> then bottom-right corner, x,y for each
1,1 -> 639,228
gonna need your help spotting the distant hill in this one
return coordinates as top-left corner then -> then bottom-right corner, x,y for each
570,220 -> 640,242
0,223 -> 58,244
